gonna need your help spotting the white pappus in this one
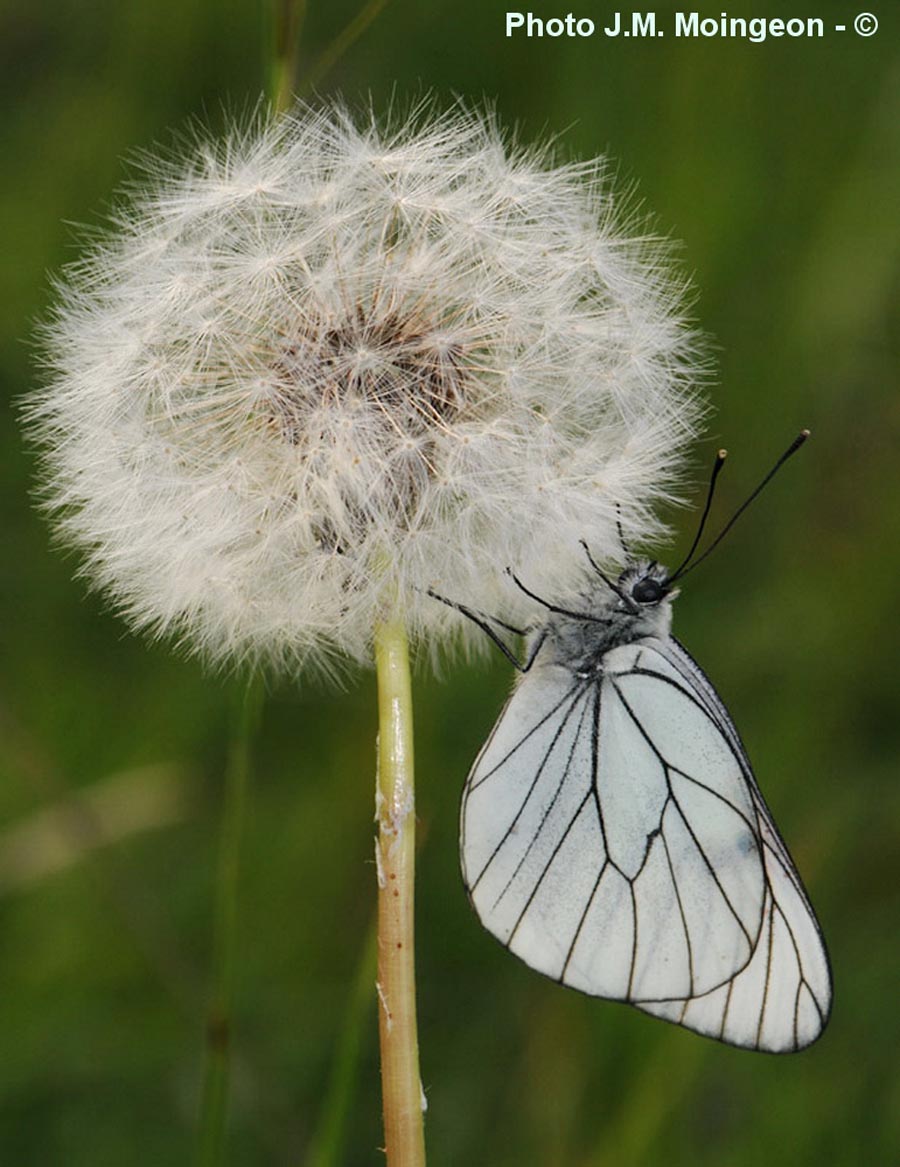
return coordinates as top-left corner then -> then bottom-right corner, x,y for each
25,100 -> 706,675
433,433 -> 832,1052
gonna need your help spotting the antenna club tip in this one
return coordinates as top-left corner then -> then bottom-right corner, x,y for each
717,448 -> 728,460
800,428 -> 811,439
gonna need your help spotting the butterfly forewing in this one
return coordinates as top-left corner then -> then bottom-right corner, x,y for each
461,633 -> 831,1050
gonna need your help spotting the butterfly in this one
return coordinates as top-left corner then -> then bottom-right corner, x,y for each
431,432 -> 832,1052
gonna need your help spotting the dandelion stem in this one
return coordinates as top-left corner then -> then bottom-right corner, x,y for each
196,678 -> 263,1167
374,620 -> 426,1167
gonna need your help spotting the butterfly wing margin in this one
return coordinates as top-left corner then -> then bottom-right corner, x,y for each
633,638 -> 833,1051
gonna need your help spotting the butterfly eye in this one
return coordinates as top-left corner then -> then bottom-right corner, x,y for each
631,578 -> 664,604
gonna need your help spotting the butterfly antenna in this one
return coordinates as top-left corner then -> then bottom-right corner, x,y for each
667,448 -> 728,581
670,429 -> 810,583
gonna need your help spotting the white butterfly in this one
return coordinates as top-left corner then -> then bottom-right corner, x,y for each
434,436 -> 832,1052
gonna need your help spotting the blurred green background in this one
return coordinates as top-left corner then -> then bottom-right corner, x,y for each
1,0 -> 898,1163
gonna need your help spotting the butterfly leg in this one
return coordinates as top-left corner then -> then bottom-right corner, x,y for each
615,504 -> 630,559
505,567 -> 613,624
426,588 -> 542,672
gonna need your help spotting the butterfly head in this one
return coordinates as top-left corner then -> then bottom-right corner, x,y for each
616,560 -> 676,610
546,554 -> 677,670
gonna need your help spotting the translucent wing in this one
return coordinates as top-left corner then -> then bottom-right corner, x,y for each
461,636 -> 831,1052
634,639 -> 832,1051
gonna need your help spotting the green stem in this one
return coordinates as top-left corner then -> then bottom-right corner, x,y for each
269,0 -> 306,113
195,678 -> 263,1167
374,621 -> 426,1167
298,0 -> 392,95
305,916 -> 378,1167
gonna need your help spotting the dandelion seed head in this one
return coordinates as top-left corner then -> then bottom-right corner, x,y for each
27,101 -> 706,673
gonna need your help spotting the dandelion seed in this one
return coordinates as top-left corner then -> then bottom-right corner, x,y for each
25,101 -> 704,672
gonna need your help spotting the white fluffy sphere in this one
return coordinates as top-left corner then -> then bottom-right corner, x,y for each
27,102 -> 705,672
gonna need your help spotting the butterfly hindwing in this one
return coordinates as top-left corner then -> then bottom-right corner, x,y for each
635,639 -> 833,1051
